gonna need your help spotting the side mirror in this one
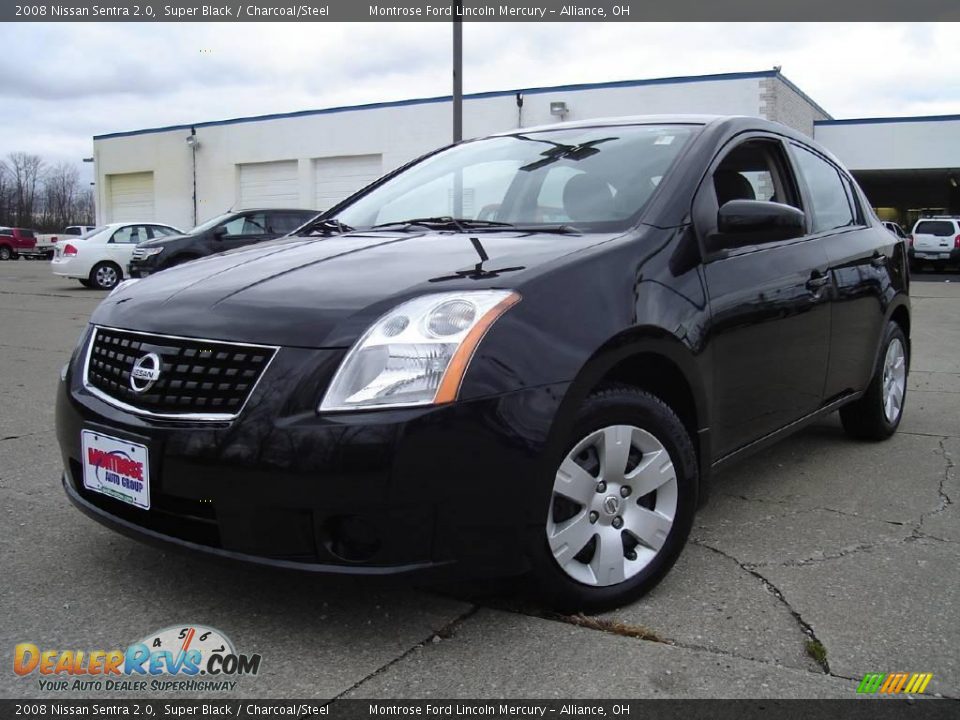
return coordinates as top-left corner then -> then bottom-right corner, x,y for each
709,200 -> 806,252
212,226 -> 227,240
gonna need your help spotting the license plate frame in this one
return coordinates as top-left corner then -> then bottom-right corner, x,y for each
81,429 -> 151,510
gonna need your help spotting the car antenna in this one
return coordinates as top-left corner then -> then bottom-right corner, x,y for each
470,236 -> 489,271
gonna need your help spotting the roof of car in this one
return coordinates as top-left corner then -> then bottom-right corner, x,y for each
229,208 -> 317,214
99,221 -> 176,227
489,114 -> 802,140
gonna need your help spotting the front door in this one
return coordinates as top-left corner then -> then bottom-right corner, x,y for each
698,136 -> 832,457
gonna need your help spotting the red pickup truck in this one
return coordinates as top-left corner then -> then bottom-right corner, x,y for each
0,228 -> 38,260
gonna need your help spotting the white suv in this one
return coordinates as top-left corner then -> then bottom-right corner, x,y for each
910,217 -> 960,271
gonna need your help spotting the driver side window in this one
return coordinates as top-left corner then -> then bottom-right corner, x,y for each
713,140 -> 800,210
220,213 -> 267,236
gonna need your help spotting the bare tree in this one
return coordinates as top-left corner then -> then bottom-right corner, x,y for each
75,186 -> 95,226
43,162 -> 81,230
0,161 -> 10,227
6,152 -> 44,227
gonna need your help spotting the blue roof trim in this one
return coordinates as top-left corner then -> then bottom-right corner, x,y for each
93,70 -> 780,140
816,113 -> 960,126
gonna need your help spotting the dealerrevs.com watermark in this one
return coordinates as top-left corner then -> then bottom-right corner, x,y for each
13,625 -> 262,693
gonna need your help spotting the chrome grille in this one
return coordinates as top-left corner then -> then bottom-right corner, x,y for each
84,326 -> 276,419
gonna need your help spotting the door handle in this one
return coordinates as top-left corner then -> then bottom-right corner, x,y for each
806,271 -> 830,292
870,252 -> 888,268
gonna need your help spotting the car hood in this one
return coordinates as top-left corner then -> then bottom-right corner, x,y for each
137,233 -> 194,248
93,230 -> 616,348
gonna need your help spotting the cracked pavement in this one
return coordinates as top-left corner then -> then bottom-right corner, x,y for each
1,262 -> 958,700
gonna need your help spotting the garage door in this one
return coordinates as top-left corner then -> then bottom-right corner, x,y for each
314,155 -> 382,211
108,172 -> 154,221
238,160 -> 299,208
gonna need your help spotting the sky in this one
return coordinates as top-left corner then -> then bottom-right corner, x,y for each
1,21 -> 958,180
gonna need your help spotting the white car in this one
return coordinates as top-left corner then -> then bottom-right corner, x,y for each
909,216 -> 960,271
51,222 -> 182,290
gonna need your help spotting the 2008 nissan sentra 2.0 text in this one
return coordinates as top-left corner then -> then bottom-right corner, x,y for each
56,116 -> 910,610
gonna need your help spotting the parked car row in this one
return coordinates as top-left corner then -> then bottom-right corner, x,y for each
46,208 -> 318,290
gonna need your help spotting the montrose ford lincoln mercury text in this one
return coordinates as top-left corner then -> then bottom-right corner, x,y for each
56,116 -> 910,609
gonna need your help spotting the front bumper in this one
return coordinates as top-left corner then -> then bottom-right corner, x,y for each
57,342 -> 568,579
128,257 -> 159,278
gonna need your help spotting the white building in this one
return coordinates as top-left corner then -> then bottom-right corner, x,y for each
91,69 -> 960,231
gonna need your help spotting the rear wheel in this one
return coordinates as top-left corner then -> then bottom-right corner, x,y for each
89,262 -> 121,291
529,386 -> 698,612
839,321 -> 907,440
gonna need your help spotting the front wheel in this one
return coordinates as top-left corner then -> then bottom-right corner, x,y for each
839,321 -> 908,440
0,246 -> 11,261
89,262 -> 121,291
529,386 -> 698,612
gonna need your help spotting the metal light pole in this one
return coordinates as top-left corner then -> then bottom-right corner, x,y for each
452,6 -> 462,143
452,7 -> 463,217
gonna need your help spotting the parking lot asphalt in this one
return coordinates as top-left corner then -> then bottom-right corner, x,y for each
1,261 -> 958,701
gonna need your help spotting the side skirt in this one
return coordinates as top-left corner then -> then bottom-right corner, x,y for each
711,391 -> 862,472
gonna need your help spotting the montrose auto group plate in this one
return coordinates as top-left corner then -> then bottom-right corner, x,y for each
81,430 -> 150,510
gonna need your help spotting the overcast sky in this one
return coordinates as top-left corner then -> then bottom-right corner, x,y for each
1,21 -> 958,179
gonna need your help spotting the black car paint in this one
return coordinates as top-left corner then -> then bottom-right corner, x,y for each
128,208 -> 318,276
57,116 -> 909,577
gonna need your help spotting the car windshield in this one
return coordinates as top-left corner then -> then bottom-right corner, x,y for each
332,124 -> 699,233
190,213 -> 234,234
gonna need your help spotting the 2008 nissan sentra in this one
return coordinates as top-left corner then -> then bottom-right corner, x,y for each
56,115 -> 910,610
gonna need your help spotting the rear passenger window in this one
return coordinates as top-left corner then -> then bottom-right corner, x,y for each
111,225 -> 149,244
270,213 -> 309,234
791,145 -> 855,233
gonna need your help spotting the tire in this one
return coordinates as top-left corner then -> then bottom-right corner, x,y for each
89,262 -> 121,291
529,385 -> 699,612
0,245 -> 11,261
78,279 -> 93,288
839,321 -> 908,441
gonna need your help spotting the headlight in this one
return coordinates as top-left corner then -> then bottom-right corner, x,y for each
320,290 -> 520,412
139,247 -> 164,258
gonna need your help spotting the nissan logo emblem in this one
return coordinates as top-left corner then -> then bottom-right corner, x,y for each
130,352 -> 162,393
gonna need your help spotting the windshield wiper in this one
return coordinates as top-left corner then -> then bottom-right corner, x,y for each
301,217 -> 355,236
509,224 -> 581,235
369,217 -> 516,232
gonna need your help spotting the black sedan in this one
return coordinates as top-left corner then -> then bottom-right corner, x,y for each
57,116 -> 909,610
128,208 -> 318,276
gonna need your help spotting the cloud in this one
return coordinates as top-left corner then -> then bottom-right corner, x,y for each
1,21 -> 959,173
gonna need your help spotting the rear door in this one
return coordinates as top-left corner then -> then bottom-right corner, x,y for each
788,142 -> 894,399
698,135 -> 832,457
108,225 -> 151,267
